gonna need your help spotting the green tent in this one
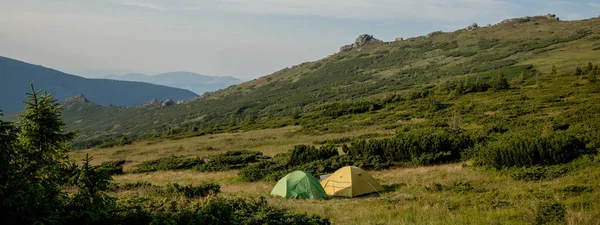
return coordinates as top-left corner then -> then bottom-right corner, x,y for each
270,170 -> 327,200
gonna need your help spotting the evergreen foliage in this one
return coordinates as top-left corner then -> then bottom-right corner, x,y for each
2,84 -> 75,224
196,150 -> 264,172
492,71 -> 510,90
130,156 -> 205,173
479,133 -> 588,168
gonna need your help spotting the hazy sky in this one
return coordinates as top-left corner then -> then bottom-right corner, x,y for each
1,0 -> 598,80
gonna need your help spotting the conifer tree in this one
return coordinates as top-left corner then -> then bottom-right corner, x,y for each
493,71 -> 510,90
2,84 -> 75,224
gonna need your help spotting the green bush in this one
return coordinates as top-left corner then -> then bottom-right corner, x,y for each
510,165 -> 570,181
535,201 -> 567,224
99,159 -> 126,175
558,185 -> 593,194
112,196 -> 330,225
479,133 -> 587,168
238,161 -> 285,182
164,183 -> 221,198
288,144 -> 339,166
197,150 -> 264,172
344,128 -> 474,168
319,101 -> 382,118
130,156 -> 205,173
119,182 -> 153,190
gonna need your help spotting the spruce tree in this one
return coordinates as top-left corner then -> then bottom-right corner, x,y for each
65,154 -> 114,224
3,84 -> 75,224
0,111 -> 17,212
493,71 -> 510,90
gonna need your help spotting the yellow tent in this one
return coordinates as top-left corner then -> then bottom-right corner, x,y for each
320,166 -> 384,197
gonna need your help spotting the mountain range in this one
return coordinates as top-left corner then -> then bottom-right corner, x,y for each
104,72 -> 242,95
0,56 -> 198,113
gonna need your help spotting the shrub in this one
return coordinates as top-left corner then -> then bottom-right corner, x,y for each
510,165 -> 570,181
99,159 -> 126,175
164,183 -> 221,198
319,101 -> 382,118
110,196 -> 330,225
479,133 -> 587,168
197,150 -> 264,172
344,128 -> 474,168
288,144 -> 339,166
119,182 -> 153,190
313,137 -> 352,145
492,71 -> 510,90
535,202 -> 567,224
295,155 -> 354,175
130,156 -> 205,173
557,185 -> 593,194
238,162 -> 285,182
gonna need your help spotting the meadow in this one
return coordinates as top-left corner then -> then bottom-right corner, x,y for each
73,125 -> 600,225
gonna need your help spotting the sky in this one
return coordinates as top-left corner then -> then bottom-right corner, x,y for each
0,0 -> 598,80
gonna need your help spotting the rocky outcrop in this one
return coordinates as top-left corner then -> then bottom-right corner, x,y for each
339,34 -> 382,52
161,99 -> 175,107
465,23 -> 479,31
64,94 -> 90,104
501,14 -> 559,24
545,13 -> 559,20
143,98 -> 161,107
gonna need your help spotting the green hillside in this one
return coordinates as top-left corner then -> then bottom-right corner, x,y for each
60,15 -> 600,148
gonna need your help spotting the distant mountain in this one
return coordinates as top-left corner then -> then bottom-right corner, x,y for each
0,56 -> 198,113
104,72 -> 242,95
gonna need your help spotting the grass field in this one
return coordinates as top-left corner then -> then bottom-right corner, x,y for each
73,126 -> 600,225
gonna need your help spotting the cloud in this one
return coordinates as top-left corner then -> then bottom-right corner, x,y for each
590,2 -> 600,8
215,0 -> 516,21
108,0 -> 168,11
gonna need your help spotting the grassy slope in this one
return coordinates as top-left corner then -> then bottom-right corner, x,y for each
63,16 -> 600,146
73,126 -> 600,224
68,16 -> 600,224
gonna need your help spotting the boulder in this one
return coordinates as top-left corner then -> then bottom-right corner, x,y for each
339,34 -> 381,52
143,98 -> 161,107
161,99 -> 175,107
545,13 -> 559,21
465,23 -> 479,31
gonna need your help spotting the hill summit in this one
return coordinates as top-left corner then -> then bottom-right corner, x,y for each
59,15 -> 600,148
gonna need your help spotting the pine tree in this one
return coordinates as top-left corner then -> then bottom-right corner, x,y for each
0,111 -> 17,209
493,71 -> 510,90
65,154 -> 114,224
3,84 -> 75,224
